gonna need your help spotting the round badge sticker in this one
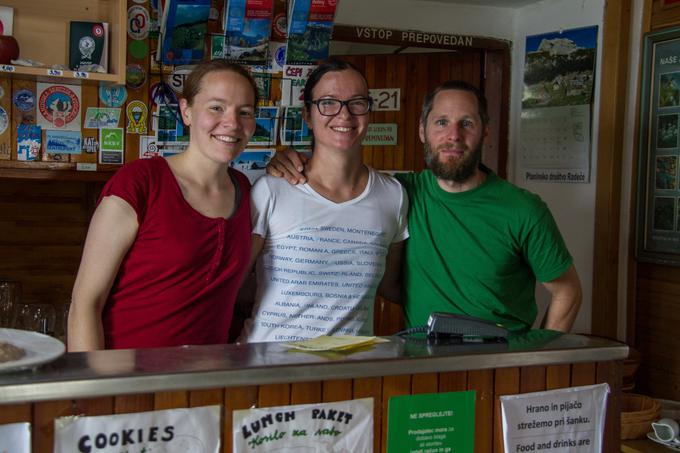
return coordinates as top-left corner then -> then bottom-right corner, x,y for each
275,45 -> 286,68
128,39 -> 149,60
149,82 -> 178,106
273,13 -> 287,41
128,5 -> 150,40
99,84 -> 128,108
126,64 -> 147,90
38,86 -> 80,128
0,106 -> 8,135
13,89 -> 35,112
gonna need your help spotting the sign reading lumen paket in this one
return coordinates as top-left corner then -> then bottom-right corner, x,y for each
233,398 -> 373,452
501,383 -> 609,452
54,405 -> 220,453
387,390 -> 476,453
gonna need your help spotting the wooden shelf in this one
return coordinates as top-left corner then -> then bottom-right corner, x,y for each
0,161 -> 117,181
2,0 -> 126,85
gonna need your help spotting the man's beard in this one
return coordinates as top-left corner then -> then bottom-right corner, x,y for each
424,140 -> 482,183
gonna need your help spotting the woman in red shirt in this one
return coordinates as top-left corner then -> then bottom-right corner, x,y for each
68,60 -> 258,350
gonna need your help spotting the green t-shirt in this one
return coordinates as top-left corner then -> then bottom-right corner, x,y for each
396,168 -> 572,333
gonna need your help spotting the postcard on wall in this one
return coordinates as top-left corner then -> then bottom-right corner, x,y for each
232,148 -> 274,183
519,25 -> 598,183
155,104 -> 189,144
16,124 -> 41,161
160,0 -> 211,65
69,21 -> 109,72
249,106 -> 278,146
285,0 -> 336,67
99,127 -> 124,164
280,106 -> 311,146
84,107 -> 121,129
37,83 -> 82,132
222,0 -> 274,66
46,130 -> 82,154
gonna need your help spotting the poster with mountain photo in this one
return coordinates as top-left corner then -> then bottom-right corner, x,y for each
519,26 -> 598,183
222,0 -> 274,65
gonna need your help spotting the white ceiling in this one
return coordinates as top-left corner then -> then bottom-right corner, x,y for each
412,0 -> 540,7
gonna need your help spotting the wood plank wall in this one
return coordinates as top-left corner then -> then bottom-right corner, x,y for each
0,360 -> 621,453
632,0 -> 680,401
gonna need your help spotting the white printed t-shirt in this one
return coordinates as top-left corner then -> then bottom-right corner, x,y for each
242,168 -> 409,342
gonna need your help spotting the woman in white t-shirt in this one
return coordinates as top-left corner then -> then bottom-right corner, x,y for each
241,59 -> 409,342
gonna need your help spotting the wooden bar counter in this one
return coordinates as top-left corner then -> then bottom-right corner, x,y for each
0,334 -> 627,452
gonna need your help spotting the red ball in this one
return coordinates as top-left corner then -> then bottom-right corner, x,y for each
0,36 -> 19,64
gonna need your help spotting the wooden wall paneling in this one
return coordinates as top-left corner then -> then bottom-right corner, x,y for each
546,364 -> 571,390
592,0 -> 633,339
483,50 -> 503,175
467,369 -> 494,453
353,376 -> 382,453
33,400 -> 74,453
114,393 -> 154,413
411,372 -> 439,394
71,83 -> 99,165
9,79 -> 37,161
224,386 -> 258,453
373,54 -> 388,170
0,403 -> 31,424
383,54 -> 397,170
493,367 -> 520,453
404,54 -> 419,171
394,55 -> 407,171
381,374 -> 411,453
651,0 -> 680,29
597,361 -> 622,453
290,381 -> 322,404
362,55 -> 375,167
0,78 -> 12,161
73,396 -> 114,416
519,365 -> 547,393
190,388 -> 224,407
258,383 -> 291,407
439,370 -> 467,392
571,362 -> 597,387
154,390 -> 189,410
414,54 -> 430,173
322,379 -> 353,402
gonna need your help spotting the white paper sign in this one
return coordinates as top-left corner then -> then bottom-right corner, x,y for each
0,422 -> 31,453
54,405 -> 220,453
501,383 -> 609,453
233,398 -> 373,452
369,88 -> 400,111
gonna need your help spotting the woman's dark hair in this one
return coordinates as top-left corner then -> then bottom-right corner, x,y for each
182,59 -> 259,107
303,58 -> 368,105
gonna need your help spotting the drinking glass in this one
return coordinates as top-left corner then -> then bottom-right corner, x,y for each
14,303 -> 56,336
0,281 -> 21,328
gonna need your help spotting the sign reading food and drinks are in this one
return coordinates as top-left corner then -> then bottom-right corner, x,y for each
387,390 -> 476,453
53,405 -> 220,453
500,383 -> 609,453
233,397 -> 373,452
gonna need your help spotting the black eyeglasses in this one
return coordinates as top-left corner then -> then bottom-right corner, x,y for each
308,97 -> 372,116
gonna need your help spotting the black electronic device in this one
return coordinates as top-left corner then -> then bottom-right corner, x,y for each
426,312 -> 508,342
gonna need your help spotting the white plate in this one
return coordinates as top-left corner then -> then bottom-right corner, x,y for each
0,328 -> 65,373
648,431 -> 680,451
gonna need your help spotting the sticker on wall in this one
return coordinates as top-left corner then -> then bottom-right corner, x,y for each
84,107 -> 121,129
126,100 -> 148,134
126,64 -> 147,90
127,5 -> 150,40
46,130 -> 82,154
128,39 -> 149,60
98,84 -> 127,107
0,106 -> 8,135
37,83 -> 81,131
149,82 -> 178,106
166,66 -> 194,94
139,135 -> 160,158
99,127 -> 124,164
13,89 -> 35,112
82,136 -> 99,154
17,124 -> 41,161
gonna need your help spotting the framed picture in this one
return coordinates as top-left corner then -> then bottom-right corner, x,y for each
636,26 -> 680,265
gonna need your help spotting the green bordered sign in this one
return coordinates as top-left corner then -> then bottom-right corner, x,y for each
362,123 -> 398,146
387,390 -> 475,453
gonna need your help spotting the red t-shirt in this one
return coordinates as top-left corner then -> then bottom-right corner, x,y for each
99,157 -> 251,349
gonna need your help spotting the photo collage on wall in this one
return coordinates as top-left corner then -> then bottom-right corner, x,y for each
654,69 -> 680,233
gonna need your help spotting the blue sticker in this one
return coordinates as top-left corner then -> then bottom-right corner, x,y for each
275,45 -> 286,68
149,82 -> 178,106
0,106 -> 7,135
99,84 -> 128,108
13,89 -> 35,112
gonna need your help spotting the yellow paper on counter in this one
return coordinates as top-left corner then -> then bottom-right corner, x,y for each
284,335 -> 387,352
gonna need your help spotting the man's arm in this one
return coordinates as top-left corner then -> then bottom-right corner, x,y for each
68,196 -> 139,351
377,241 -> 405,304
540,264 -> 582,332
266,148 -> 309,184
